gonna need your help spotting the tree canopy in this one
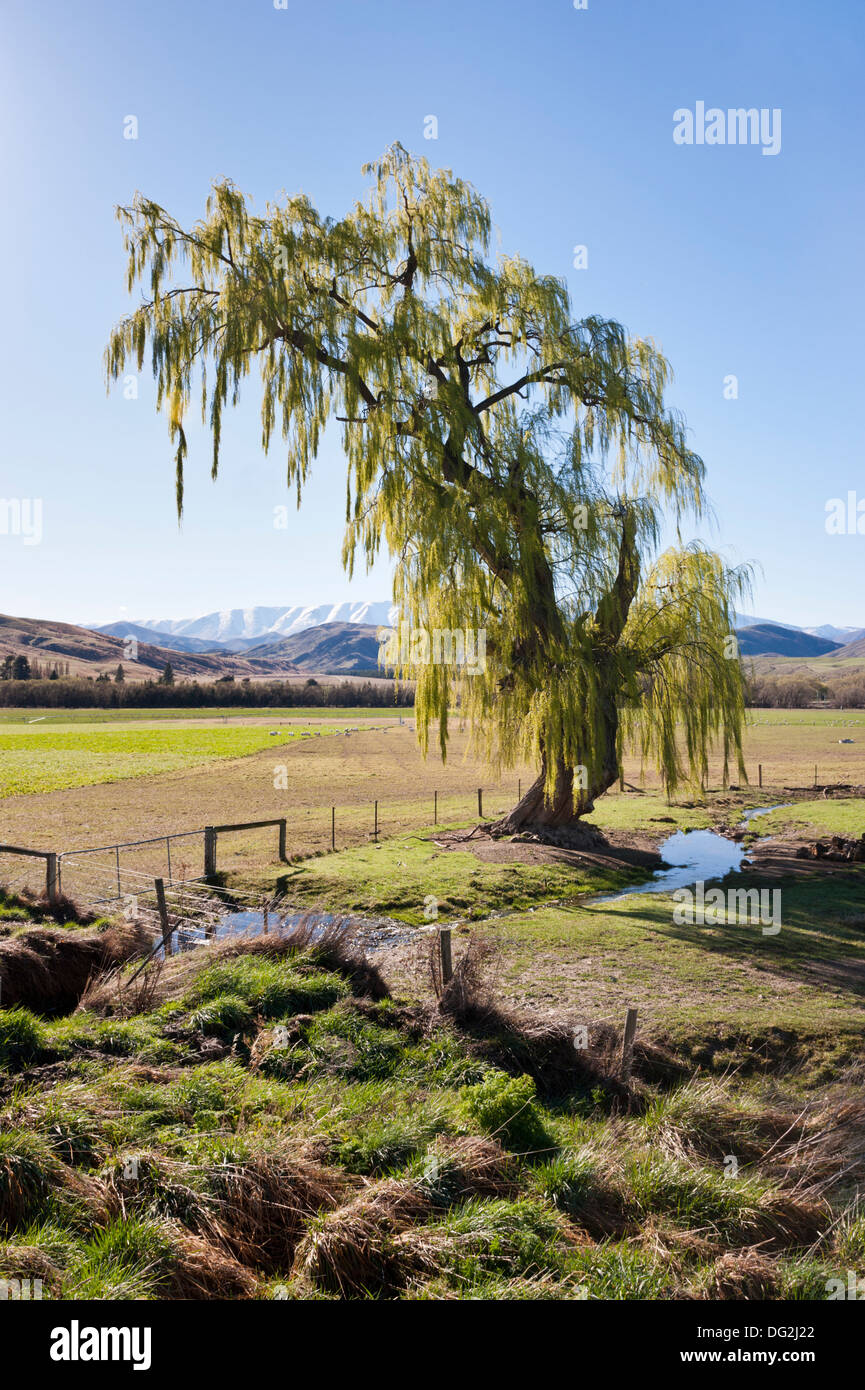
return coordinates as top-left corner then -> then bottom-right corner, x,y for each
106,143 -> 749,827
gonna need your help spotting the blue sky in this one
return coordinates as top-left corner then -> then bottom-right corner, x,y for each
1,0 -> 862,627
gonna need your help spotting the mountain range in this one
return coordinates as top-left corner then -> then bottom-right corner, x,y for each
732,614 -> 865,645
2,604 -> 863,684
96,603 -> 398,653
91,605 -> 865,660
0,614 -> 300,680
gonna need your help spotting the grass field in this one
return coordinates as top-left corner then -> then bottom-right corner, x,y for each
1,710 -> 864,1302
0,724 -> 343,798
275,827 -> 632,924
257,804 -> 865,1074
0,707 -> 406,724
0,706 -> 863,897
754,798 -> 865,840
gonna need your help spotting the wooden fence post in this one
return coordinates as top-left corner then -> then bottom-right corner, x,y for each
758,764 -> 762,788
45,852 -> 58,903
154,878 -> 173,957
203,827 -> 216,877
434,790 -> 438,824
278,819 -> 287,862
477,788 -> 483,818
374,801 -> 378,842
331,805 -> 335,851
439,927 -> 453,986
620,1007 -> 638,1083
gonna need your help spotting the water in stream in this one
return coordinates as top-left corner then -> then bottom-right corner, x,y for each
171,906 -> 415,955
592,804 -> 791,904
170,805 -> 793,946
594,829 -> 745,902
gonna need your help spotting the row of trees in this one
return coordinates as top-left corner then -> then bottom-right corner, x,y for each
0,658 -> 166,685
746,674 -> 865,708
0,677 -> 415,709
1,656 -> 75,680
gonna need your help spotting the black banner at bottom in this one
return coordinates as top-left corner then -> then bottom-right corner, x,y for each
1,1296 -> 857,1377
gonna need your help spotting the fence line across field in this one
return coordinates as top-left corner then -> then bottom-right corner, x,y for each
3,760 -> 861,906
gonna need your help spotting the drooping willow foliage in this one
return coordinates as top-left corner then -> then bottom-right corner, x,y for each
106,143 -> 750,820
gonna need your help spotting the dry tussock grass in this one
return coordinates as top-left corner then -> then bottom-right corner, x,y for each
0,920 -> 152,1014
699,1249 -> 782,1301
168,1227 -> 258,1300
426,1134 -> 520,1200
292,1178 -> 431,1296
205,1148 -> 352,1274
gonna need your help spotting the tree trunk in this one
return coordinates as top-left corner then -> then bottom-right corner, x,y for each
490,716 -> 619,838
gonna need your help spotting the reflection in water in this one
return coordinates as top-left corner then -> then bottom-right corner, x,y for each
594,829 -> 745,903
594,804 -> 792,904
169,907 -> 414,955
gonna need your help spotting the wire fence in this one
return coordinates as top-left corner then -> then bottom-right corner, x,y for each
2,757 -> 864,924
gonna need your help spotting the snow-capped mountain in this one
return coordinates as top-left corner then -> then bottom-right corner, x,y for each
801,624 -> 865,645
91,605 -> 865,656
733,613 -> 865,644
98,603 -> 398,647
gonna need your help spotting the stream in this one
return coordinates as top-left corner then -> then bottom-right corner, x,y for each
167,804 -> 793,951
593,803 -> 791,903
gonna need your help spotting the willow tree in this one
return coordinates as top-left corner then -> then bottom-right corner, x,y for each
106,143 -> 749,833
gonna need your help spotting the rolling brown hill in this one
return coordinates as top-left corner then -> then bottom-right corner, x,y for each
736,623 -> 842,657
831,634 -> 865,659
0,614 -> 299,681
244,621 -> 385,672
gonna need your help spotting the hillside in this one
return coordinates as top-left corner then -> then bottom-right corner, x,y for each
245,621 -> 385,673
832,634 -> 865,659
0,614 -> 298,681
737,623 -> 842,657
92,621 -> 226,655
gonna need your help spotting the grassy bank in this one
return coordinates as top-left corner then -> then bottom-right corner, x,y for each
1,905 -> 862,1302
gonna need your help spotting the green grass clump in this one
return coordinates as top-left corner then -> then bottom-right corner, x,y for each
0,1129 -> 58,1232
531,1148 -> 610,1222
187,993 -> 254,1040
304,1011 -> 406,1082
187,956 -> 348,1019
459,1073 -> 551,1154
333,1102 -> 453,1176
567,1243 -> 677,1300
36,1105 -> 103,1168
63,1218 -> 174,1300
45,1014 -> 163,1059
0,1007 -> 48,1069
427,1197 -> 568,1283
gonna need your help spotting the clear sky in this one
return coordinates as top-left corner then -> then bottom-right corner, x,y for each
1,0 -> 862,627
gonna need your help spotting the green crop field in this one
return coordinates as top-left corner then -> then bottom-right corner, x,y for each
0,706 -> 404,724
0,724 -> 339,797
